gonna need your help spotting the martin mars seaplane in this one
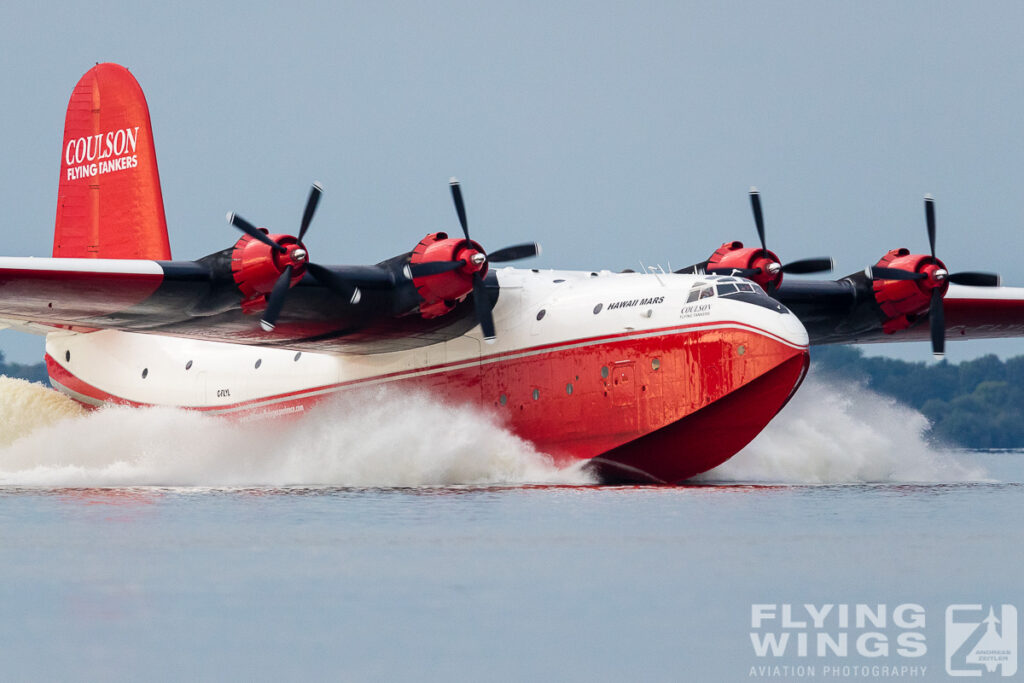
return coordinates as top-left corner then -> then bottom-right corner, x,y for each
2,63 -> 1024,484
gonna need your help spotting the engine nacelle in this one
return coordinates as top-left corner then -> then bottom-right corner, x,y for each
231,231 -> 307,313
707,241 -> 783,292
871,248 -> 949,334
409,232 -> 487,318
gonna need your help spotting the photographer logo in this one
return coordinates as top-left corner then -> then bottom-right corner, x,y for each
946,604 -> 1017,677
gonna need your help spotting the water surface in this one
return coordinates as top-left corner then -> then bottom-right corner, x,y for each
1,377 -> 1021,680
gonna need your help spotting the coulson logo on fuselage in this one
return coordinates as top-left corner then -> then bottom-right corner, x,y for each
64,126 -> 141,181
607,296 -> 664,311
680,302 -> 713,318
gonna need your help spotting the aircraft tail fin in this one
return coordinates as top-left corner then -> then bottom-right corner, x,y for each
54,63 -> 171,260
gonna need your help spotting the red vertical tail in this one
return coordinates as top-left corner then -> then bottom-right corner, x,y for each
54,63 -> 171,260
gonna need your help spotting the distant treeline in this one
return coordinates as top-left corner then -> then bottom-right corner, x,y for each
0,350 -> 48,384
812,346 -> 1024,448
2,346 -> 1022,447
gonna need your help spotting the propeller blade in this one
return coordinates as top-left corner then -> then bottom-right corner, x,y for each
307,262 -> 362,305
408,260 -> 465,277
472,273 -> 496,342
260,265 -> 294,331
707,267 -> 761,278
749,187 -> 766,253
781,257 -> 834,275
948,271 -> 1001,287
866,266 -> 927,281
488,242 -> 541,263
930,287 -> 945,357
925,194 -> 936,259
298,182 -> 323,242
228,212 -> 287,253
449,178 -> 470,240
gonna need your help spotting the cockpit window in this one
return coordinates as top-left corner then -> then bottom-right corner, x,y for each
684,276 -> 789,314
717,283 -> 738,296
715,281 -> 760,297
686,283 -> 716,303
686,278 -> 760,303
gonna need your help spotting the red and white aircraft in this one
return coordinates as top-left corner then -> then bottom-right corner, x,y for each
2,63 -> 1024,484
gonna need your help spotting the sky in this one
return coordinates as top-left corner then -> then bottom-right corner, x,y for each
1,1 -> 1023,362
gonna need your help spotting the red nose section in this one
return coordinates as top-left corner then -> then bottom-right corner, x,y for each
54,63 -> 170,260
588,349 -> 810,484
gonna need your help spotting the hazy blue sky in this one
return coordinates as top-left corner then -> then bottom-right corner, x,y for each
2,1 -> 1023,362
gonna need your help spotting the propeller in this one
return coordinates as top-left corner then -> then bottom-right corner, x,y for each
227,212 -> 287,254
923,195 -> 945,356
748,188 -> 835,275
228,182 -> 362,332
450,178 -> 494,340
707,188 -> 833,286
929,287 -> 945,356
865,265 -> 999,286
410,178 -> 539,342
407,260 -> 467,277
865,194 -> 1001,357
922,195 -> 997,357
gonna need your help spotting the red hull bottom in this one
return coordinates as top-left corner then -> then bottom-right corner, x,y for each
587,352 -> 808,483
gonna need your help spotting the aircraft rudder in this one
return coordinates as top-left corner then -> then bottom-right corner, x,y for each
54,63 -> 171,260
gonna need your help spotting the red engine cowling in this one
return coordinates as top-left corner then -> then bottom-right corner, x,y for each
871,248 -> 949,334
409,232 -> 487,318
231,231 -> 307,313
706,241 -> 783,292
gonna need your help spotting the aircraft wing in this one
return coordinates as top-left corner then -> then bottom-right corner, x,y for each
4,256 -> 1023,355
776,273 -> 1024,346
0,255 -> 489,354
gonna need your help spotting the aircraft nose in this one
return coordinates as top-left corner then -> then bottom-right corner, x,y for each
741,297 -> 809,349
722,291 -> 809,348
771,305 -> 810,348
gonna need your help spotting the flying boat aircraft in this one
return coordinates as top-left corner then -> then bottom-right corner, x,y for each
2,63 -> 1023,484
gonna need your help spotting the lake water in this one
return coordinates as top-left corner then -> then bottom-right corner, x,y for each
0,375 -> 1021,681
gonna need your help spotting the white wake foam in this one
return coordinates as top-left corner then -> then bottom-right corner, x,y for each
0,377 -> 86,447
0,371 -> 988,488
0,378 -> 593,487
699,373 -> 988,484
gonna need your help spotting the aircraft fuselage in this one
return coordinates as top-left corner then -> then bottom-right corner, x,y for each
44,268 -> 810,483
